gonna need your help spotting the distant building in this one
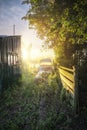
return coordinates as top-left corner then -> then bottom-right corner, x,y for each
0,35 -> 21,90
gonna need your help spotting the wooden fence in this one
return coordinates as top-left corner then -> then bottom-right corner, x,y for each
0,36 -> 21,91
58,66 -> 79,113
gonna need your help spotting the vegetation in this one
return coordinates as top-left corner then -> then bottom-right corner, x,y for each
22,0 -> 87,66
0,68 -> 76,130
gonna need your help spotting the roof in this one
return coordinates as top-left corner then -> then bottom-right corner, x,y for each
0,35 -> 8,38
0,35 -> 21,38
0,35 -> 21,39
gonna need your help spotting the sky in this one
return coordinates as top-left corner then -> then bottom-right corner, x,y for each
0,0 -> 54,60
0,0 -> 28,34
0,0 -> 42,47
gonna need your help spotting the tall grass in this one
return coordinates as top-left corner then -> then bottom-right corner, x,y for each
0,67 -> 75,130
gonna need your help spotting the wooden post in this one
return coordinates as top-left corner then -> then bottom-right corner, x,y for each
73,66 -> 79,114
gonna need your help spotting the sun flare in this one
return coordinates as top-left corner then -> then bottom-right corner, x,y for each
22,46 -> 55,62
30,49 -> 41,60
22,48 -> 28,60
21,31 -> 55,62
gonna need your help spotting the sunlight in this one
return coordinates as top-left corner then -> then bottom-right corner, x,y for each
30,49 -> 41,60
22,45 -> 55,62
21,29 -> 42,48
21,29 -> 55,63
22,47 -> 28,60
21,29 -> 43,61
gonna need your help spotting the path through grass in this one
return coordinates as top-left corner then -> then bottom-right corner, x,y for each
0,69 -> 82,130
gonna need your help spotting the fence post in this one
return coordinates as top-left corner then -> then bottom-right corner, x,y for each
73,66 -> 79,114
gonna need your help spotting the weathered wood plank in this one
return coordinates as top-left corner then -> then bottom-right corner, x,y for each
59,68 -> 74,82
61,80 -> 74,96
60,73 -> 74,92
60,66 -> 73,72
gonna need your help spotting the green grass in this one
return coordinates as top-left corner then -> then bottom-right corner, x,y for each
0,68 -> 78,130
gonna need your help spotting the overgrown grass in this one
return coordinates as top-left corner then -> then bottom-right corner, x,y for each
0,68 -> 78,130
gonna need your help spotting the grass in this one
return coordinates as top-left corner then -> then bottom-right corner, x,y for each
0,67 -> 86,130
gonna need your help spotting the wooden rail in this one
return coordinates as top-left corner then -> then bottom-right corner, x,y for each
59,66 -> 74,95
59,65 -> 79,113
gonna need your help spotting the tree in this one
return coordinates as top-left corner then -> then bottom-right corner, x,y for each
22,0 -> 87,66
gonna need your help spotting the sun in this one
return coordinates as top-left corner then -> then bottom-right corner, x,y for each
22,47 -> 41,61
30,49 -> 41,60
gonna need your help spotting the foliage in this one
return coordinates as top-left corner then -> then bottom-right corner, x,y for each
22,0 -> 87,66
0,68 -> 76,130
